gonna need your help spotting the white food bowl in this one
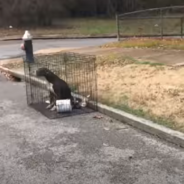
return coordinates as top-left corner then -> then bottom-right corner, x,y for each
56,99 -> 72,113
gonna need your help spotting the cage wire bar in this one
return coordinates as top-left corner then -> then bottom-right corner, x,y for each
23,52 -> 98,119
116,6 -> 184,40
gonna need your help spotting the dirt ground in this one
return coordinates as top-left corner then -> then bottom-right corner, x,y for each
2,47 -> 184,131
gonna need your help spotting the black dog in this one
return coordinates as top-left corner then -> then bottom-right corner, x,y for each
36,67 -> 73,111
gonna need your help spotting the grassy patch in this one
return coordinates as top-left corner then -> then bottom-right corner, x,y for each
136,61 -> 164,66
68,18 -> 116,36
123,56 -> 165,66
117,103 -> 177,130
0,18 -> 116,37
97,54 -> 165,67
102,38 -> 184,50
100,97 -> 177,132
97,53 -> 184,133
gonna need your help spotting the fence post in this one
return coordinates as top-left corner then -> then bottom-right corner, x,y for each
116,14 -> 120,41
181,17 -> 183,38
21,30 -> 34,105
160,9 -> 164,39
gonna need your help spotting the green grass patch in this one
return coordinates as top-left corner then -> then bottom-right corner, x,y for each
0,18 -> 117,37
100,98 -> 178,132
137,61 -> 164,66
66,18 -> 116,36
97,54 -> 165,67
124,56 -> 164,66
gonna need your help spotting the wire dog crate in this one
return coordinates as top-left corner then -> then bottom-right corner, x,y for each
23,52 -> 98,119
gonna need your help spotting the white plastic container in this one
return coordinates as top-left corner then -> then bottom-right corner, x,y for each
56,99 -> 72,113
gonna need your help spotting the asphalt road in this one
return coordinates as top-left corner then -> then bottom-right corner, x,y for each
0,38 -> 116,60
0,74 -> 184,184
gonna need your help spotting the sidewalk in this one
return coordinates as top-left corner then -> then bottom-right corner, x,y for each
0,73 -> 184,184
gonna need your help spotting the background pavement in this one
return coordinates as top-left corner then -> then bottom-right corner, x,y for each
0,38 -> 116,60
0,74 -> 184,184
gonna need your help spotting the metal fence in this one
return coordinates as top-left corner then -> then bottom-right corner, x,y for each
23,52 -> 98,119
116,6 -> 184,40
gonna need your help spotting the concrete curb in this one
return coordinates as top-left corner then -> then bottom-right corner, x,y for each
0,35 -> 117,41
1,66 -> 184,148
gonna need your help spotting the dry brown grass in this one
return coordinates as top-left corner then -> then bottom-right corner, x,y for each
64,54 -> 184,131
97,62 -> 184,131
102,38 -> 184,50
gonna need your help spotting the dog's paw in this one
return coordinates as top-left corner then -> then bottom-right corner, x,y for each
50,105 -> 57,111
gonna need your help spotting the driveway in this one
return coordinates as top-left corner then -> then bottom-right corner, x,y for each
0,75 -> 184,184
0,38 -> 116,60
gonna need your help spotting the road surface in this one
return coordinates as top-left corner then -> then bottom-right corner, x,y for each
0,74 -> 184,184
0,38 -> 116,60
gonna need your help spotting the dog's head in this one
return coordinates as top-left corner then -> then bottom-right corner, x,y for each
36,68 -> 52,77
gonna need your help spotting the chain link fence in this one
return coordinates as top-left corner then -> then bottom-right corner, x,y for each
117,6 -> 184,40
